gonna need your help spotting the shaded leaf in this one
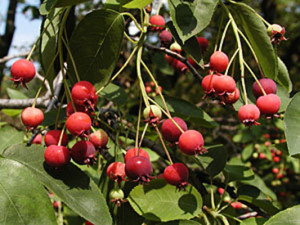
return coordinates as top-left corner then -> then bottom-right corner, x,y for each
0,158 -> 57,225
0,127 -> 24,154
157,220 -> 202,225
240,217 -> 267,225
6,88 -> 28,99
276,57 -> 292,93
224,165 -> 254,182
40,0 -> 58,15
128,179 -> 202,222
96,83 -> 128,106
264,204 -> 300,225
55,0 -> 90,7
2,144 -> 112,225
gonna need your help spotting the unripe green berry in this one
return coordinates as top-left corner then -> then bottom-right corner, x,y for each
109,188 -> 124,200
143,105 -> 162,120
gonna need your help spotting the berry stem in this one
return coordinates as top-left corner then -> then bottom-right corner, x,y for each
214,11 -> 225,52
156,0 -> 163,15
218,20 -> 231,52
210,178 -> 216,209
121,12 -> 143,32
58,125 -> 66,146
124,32 -> 138,45
224,48 -> 239,76
32,87 -> 43,108
55,92 -> 65,130
135,95 -> 142,151
138,123 -> 149,148
153,124 -> 173,165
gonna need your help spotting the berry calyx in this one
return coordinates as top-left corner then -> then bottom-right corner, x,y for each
252,78 -> 277,99
71,140 -> 96,165
267,24 -> 287,44
143,105 -> 162,124
106,162 -> 126,184
163,163 -> 189,189
44,145 -> 71,168
32,134 -> 43,145
256,94 -> 281,117
197,37 -> 209,52
124,148 -> 150,163
213,75 -> 236,96
223,87 -> 240,104
149,15 -> 165,31
178,130 -> 206,155
125,156 -> 153,183
10,59 -> 36,88
89,129 -> 108,150
201,74 -> 217,95
209,51 -> 229,73
66,112 -> 91,137
159,30 -> 173,47
161,117 -> 188,143
109,188 -> 126,207
238,104 -> 260,126
21,107 -> 44,128
45,130 -> 68,147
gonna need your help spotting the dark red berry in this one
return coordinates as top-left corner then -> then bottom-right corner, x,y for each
85,221 -> 94,225
125,148 -> 150,163
45,130 -> 68,147
66,112 -> 91,137
197,37 -> 209,52
210,51 -> 229,72
106,162 -> 126,183
32,134 -> 43,145
71,81 -> 98,111
159,30 -> 173,47
21,107 -> 44,128
172,59 -> 187,73
178,130 -> 206,155
10,59 -> 36,88
65,102 -> 89,117
71,140 -> 96,165
201,74 -> 217,94
188,57 -> 200,69
149,15 -> 165,31
213,75 -> 236,96
89,129 -> 108,149
44,145 -> 70,168
256,94 -> 281,116
252,78 -> 277,99
238,104 -> 260,126
163,163 -> 189,188
161,117 -> 187,143
125,156 -> 153,183
165,54 -> 174,64
273,156 -> 280,163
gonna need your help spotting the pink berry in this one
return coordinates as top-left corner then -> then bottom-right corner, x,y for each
252,78 -> 277,99
65,102 -> 89,117
159,30 -> 173,46
32,134 -> 43,145
106,162 -> 126,183
89,129 -> 108,149
273,156 -> 280,163
210,51 -> 229,72
178,130 -> 205,155
272,168 -> 279,174
44,145 -> 70,168
125,156 -> 153,183
161,117 -> 187,143
10,59 -> 36,88
213,75 -> 236,96
201,74 -> 217,94
125,148 -> 150,163
21,107 -> 44,128
218,188 -> 225,195
256,94 -> 281,116
197,37 -> 209,52
45,130 -> 68,147
149,15 -> 165,31
238,104 -> 260,126
163,163 -> 189,188
71,140 -> 96,165
66,112 -> 91,137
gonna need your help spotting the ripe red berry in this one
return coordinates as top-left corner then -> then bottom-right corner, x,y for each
272,167 -> 279,174
197,37 -> 209,52
178,130 -> 206,155
188,57 -> 200,69
66,112 -> 91,136
161,117 -> 187,143
172,59 -> 188,73
238,104 -> 260,126
21,107 -> 44,128
163,163 -> 189,188
213,75 -> 236,96
85,221 -> 94,225
89,129 -> 108,149
201,74 -> 217,94
32,134 -> 43,145
65,101 -> 90,117
165,54 -> 174,64
44,145 -> 70,168
71,140 -> 96,165
209,51 -> 229,72
125,156 -> 153,183
10,59 -> 36,88
71,81 -> 98,111
145,86 -> 152,94
231,202 -> 242,209
149,15 -> 165,31
218,188 -> 225,195
223,88 -> 240,104
159,30 -> 173,47
45,130 -> 68,147
256,94 -> 281,116
273,156 -> 280,163
259,153 -> 266,159
106,162 -> 126,183
252,78 -> 277,99
125,148 -> 150,163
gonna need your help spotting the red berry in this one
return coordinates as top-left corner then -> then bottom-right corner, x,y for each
178,130 -> 205,155
44,145 -> 70,168
10,59 -> 36,87
21,107 -> 44,128
172,59 -> 188,73
272,167 -> 279,174
71,140 -> 96,165
149,15 -> 165,31
213,75 -> 236,96
223,88 -> 240,104
210,51 -> 229,72
273,156 -> 280,163
65,102 -> 89,117
45,130 -> 68,147
218,188 -> 225,195
231,202 -> 242,209
66,112 -> 91,136
89,129 -> 108,149
32,134 -> 43,145
252,78 -> 277,99
276,150 -> 282,156
267,24 -> 287,44
125,156 -> 153,183
188,57 -> 200,69
85,221 -> 94,225
259,153 -> 266,159
125,148 -> 150,163
159,30 -> 173,46
201,74 -> 217,94
165,54 -> 174,64
161,117 -> 187,143
145,86 -> 152,94
163,163 -> 189,188
197,37 -> 209,52
71,81 -> 98,111
107,162 -> 126,183
238,104 -> 260,126
256,94 -> 281,116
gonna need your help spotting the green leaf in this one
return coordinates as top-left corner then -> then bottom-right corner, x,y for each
2,144 -> 112,225
39,8 -> 63,90
224,165 -> 254,183
284,92 -> 300,156
240,217 -> 267,225
241,144 -> 254,161
157,220 -> 202,225
6,88 -> 28,99
276,58 -> 292,93
231,2 -> 277,79
122,0 -> 152,9
1,109 -> 22,117
0,158 -> 57,225
128,179 -> 202,222
168,0 -> 219,43
68,9 -> 124,86
0,127 -> 24,154
264,205 -> 300,225
154,95 -> 217,128
115,202 -> 144,225
277,83 -> 291,112
39,0 -> 58,15
198,146 -> 227,177
41,108 -> 66,127
96,83 -> 128,106
55,0 -> 90,7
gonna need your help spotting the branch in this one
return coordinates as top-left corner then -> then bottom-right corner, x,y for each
0,95 -> 50,109
0,52 -> 30,63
